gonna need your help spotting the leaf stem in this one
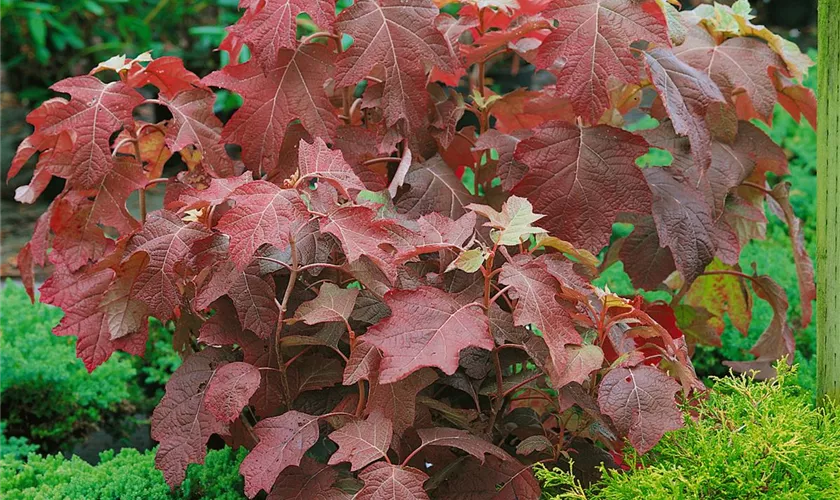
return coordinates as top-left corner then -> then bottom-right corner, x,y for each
502,372 -> 545,398
362,156 -> 403,166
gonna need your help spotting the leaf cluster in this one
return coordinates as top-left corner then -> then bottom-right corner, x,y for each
8,0 -> 816,497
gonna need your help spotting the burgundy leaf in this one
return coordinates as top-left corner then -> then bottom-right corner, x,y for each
151,348 -> 236,486
416,427 -> 507,463
204,361 -> 261,423
514,122 -> 652,251
355,462 -> 430,500
295,283 -> 359,325
328,411 -> 393,471
598,365 -> 683,454
240,411 -> 321,498
363,286 -> 493,384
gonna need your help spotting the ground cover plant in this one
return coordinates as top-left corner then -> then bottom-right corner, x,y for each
536,364 -> 840,499
8,0 -> 817,497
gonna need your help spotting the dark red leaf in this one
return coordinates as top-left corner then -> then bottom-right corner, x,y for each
204,361 -> 261,423
355,462 -> 430,500
328,411 -> 393,471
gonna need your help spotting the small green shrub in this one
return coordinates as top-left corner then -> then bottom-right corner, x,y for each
0,283 -> 136,450
1,446 -> 246,499
537,365 -> 840,499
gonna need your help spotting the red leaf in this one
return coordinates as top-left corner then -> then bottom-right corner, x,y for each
203,44 -> 337,175
328,412 -> 393,471
435,455 -> 541,500
298,137 -> 367,197
598,365 -> 683,454
363,286 -> 493,384
41,266 -> 146,372
216,180 -> 308,271
204,361 -> 261,423
768,183 -> 816,328
240,411 -> 321,497
499,255 -> 581,384
229,0 -> 335,71
674,25 -> 783,123
643,48 -> 726,172
125,210 -> 212,320
416,427 -> 507,463
151,348 -> 236,486
126,56 -> 206,99
334,0 -> 457,136
551,344 -> 604,389
101,252 -> 150,340
644,167 -> 715,284
536,0 -> 670,123
355,462 -> 430,500
160,88 -> 235,177
395,155 -> 476,219
11,76 -> 144,188
268,457 -> 349,500
366,368 -> 438,435
344,341 -> 382,385
772,67 -> 817,128
513,122 -> 652,251
295,283 -> 360,325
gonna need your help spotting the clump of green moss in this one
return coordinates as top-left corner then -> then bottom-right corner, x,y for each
538,364 -> 840,500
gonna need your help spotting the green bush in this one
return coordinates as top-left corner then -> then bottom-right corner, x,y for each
537,365 -> 840,499
0,283 -> 136,450
1,446 -> 247,499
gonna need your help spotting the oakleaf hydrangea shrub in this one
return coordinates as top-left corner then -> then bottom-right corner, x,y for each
9,0 -> 815,497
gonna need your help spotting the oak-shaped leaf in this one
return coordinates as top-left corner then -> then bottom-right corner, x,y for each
725,274 -> 796,379
398,211 -> 477,263
240,410 -> 321,498
355,462 -> 430,500
124,210 -> 212,321
216,180 -> 309,270
228,0 -> 335,70
644,167 -> 715,284
416,427 -> 507,464
685,258 -> 752,336
768,182 -> 816,328
467,195 -> 546,246
395,155 -> 476,219
40,265 -> 146,372
536,0 -> 670,123
160,88 -> 235,177
268,457 -> 349,500
499,255 -> 581,384
203,44 -> 337,175
365,368 -> 438,435
597,365 -> 683,454
10,76 -> 144,189
644,48 -> 726,172
363,286 -> 493,384
298,138 -> 366,198
151,347 -> 236,486
513,122 -> 652,251
204,361 -> 261,423
102,252 -> 150,341
334,0 -> 457,136
674,23 -> 783,123
295,283 -> 360,325
328,411 -> 393,471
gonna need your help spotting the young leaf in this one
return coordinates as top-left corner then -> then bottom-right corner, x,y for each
362,286 -> 493,384
467,195 -> 547,246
